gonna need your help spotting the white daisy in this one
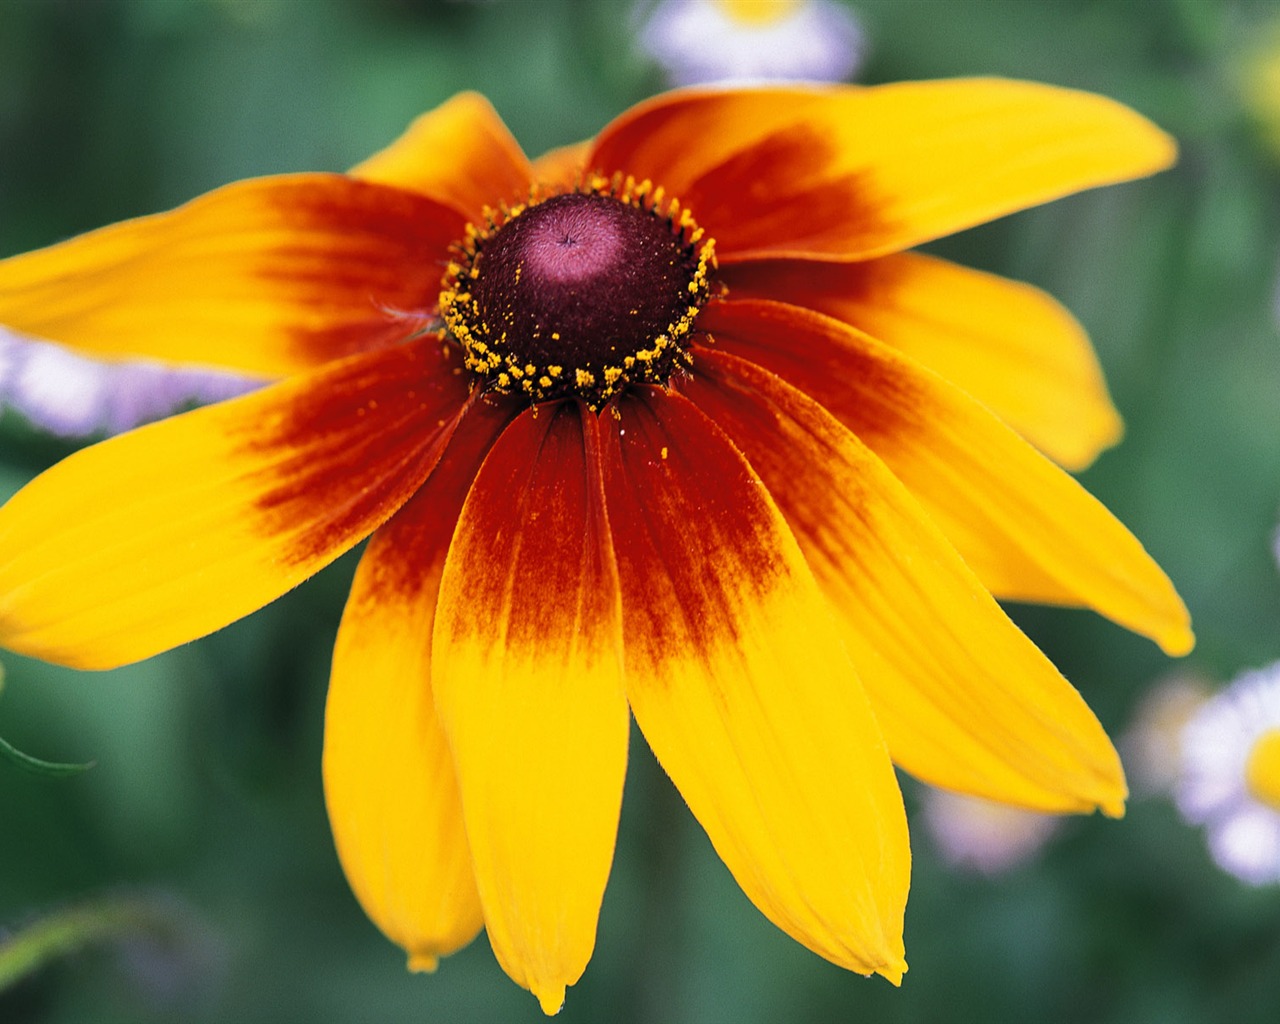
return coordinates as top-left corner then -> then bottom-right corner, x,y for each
639,0 -> 864,87
1177,662 -> 1280,885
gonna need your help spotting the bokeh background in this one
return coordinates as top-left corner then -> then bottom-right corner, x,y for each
3,1 -> 1280,1021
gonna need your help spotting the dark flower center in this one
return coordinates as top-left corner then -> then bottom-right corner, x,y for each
440,179 -> 715,407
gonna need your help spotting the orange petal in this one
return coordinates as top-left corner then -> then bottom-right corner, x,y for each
531,141 -> 591,193
720,253 -> 1123,470
432,402 -> 628,1015
324,398 -> 516,971
0,338 -> 471,669
589,79 -> 1175,261
0,174 -> 463,377
683,349 -> 1126,814
601,388 -> 909,982
704,298 -> 1192,656
351,92 -> 534,219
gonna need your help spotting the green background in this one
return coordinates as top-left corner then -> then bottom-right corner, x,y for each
2,1 -> 1280,1021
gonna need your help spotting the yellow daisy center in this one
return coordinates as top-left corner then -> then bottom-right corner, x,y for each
1245,727 -> 1280,811
439,175 -> 716,409
715,0 -> 802,27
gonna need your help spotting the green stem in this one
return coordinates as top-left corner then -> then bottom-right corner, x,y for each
0,897 -> 164,992
0,733 -> 95,777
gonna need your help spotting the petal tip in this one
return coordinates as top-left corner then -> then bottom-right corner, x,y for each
1147,126 -> 1180,173
877,957 -> 908,987
1085,409 -> 1126,466
535,983 -> 567,1016
407,952 -> 440,974
1100,796 -> 1127,820
1160,624 -> 1195,659
1099,768 -> 1129,820
1071,85 -> 1178,178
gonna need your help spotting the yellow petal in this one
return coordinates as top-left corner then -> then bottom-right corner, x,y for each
530,141 -> 591,193
0,174 -> 463,376
685,349 -> 1126,814
0,339 -> 471,669
602,388 -> 909,982
432,403 -> 628,1014
706,298 -> 1193,656
721,252 -> 1123,470
351,92 -> 534,219
323,400 -> 515,969
590,78 -> 1175,261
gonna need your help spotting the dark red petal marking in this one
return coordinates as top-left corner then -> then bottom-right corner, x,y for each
720,257 -> 888,311
251,336 -> 474,566
256,176 -> 466,363
699,298 -> 923,449
354,393 -> 523,604
600,387 -> 787,665
435,400 -> 620,654
0,173 -> 468,376
588,93 -> 894,263
680,127 -> 887,263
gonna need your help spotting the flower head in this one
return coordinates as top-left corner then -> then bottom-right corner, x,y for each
1178,663 -> 1280,885
0,82 -> 1190,1012
639,0 -> 865,86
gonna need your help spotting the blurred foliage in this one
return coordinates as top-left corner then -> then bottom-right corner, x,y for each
2,0 -> 1280,1022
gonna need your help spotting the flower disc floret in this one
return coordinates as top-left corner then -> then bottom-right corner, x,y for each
439,176 -> 716,408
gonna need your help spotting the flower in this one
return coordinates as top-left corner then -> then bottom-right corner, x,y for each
0,82 -> 1191,1013
1178,663 -> 1280,885
639,0 -> 865,86
1119,669 -> 1213,796
0,325 -> 259,437
920,790 -> 1059,876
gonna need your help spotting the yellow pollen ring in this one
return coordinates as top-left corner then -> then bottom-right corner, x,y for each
1245,727 -> 1280,812
437,172 -> 717,409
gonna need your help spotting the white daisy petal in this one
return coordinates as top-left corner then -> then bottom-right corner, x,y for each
1209,805 -> 1280,886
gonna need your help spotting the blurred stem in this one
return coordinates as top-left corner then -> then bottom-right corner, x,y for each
0,896 -> 166,992
0,732 -> 95,777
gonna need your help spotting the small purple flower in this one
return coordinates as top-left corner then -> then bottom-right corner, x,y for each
921,790 -> 1059,876
639,0 -> 865,87
0,327 -> 262,437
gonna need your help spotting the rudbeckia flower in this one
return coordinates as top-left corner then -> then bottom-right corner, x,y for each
0,81 -> 1192,1012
